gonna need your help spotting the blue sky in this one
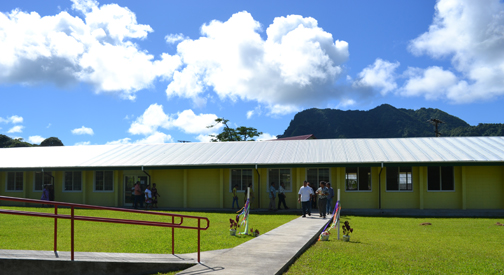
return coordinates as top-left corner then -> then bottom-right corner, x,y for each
1,0 -> 504,146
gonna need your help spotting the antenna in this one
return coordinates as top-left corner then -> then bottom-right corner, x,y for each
428,118 -> 444,137
178,140 -> 191,143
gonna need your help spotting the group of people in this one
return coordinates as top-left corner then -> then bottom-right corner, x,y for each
298,180 -> 334,218
132,182 -> 161,209
231,180 -> 335,218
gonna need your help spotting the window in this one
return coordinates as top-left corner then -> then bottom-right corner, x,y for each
95,171 -> 113,191
230,169 -> 253,192
386,167 -> 412,191
346,167 -> 371,191
6,172 -> 23,191
268,169 -> 291,192
306,168 -> 330,186
34,172 -> 52,191
64,171 -> 82,191
428,166 -> 454,191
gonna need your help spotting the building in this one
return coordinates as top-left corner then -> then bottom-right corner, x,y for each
1,136 -> 504,210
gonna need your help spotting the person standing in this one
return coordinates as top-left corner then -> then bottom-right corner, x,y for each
133,181 -> 143,209
298,181 -> 313,217
41,185 -> 50,201
278,182 -> 289,210
316,181 -> 329,218
232,184 -> 239,209
309,182 -> 317,209
151,183 -> 161,208
326,182 -> 334,215
269,182 -> 277,211
144,185 -> 153,209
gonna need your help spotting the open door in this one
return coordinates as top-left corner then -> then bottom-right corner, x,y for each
123,174 -> 149,206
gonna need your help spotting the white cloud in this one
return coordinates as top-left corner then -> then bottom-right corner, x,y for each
74,141 -> 91,146
128,103 -> 222,136
28,135 -> 45,144
400,66 -> 458,100
135,131 -> 173,144
128,104 -> 171,135
0,0 -> 181,99
46,123 -> 51,128
353,59 -> 399,95
407,0 -> 504,103
257,133 -> 277,141
165,33 -> 187,44
71,126 -> 94,135
0,115 -> 23,124
246,110 -> 254,119
165,12 -> 349,114
106,132 -> 172,145
195,134 -> 214,143
7,125 -> 24,133
106,137 -> 132,145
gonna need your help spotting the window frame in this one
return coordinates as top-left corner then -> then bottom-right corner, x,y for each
229,169 -> 254,193
63,171 -> 83,192
345,167 -> 372,192
93,171 -> 114,192
5,172 -> 23,192
267,168 -> 292,193
33,171 -> 52,192
386,166 -> 413,192
427,166 -> 455,192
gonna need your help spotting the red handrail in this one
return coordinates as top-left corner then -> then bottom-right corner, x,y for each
0,195 -> 210,262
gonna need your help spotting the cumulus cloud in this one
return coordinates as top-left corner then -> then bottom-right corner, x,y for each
28,135 -> 45,144
353,59 -> 399,95
106,132 -> 172,145
128,103 -> 222,136
165,33 -> 187,44
7,125 -> 24,133
106,137 -> 132,145
0,115 -> 23,124
71,126 -> 94,135
257,133 -> 277,141
400,66 -> 458,100
0,0 -> 181,99
165,12 -> 350,114
407,0 -> 504,103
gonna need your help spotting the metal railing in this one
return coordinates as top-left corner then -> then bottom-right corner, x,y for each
0,195 -> 210,262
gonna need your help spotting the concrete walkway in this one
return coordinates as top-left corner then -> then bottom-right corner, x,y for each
178,212 -> 331,275
0,210 -> 332,275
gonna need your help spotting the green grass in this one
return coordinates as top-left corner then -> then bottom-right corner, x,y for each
0,207 -> 297,254
286,216 -> 504,274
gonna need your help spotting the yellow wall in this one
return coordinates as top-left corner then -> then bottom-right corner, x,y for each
381,167 -> 420,209
1,165 -> 503,210
337,167 -> 379,209
465,166 -> 503,209
422,166 -> 462,209
151,169 -> 184,208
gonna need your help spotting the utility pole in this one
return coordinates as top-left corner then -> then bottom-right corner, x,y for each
428,118 -> 444,137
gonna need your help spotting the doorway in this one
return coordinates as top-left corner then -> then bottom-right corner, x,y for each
124,174 -> 148,206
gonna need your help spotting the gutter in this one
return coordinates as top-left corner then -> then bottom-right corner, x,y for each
142,166 -> 151,185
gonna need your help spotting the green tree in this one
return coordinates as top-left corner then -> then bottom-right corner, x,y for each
40,137 -> 64,146
207,118 -> 263,142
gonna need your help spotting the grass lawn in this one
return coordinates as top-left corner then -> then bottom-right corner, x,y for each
0,207 -> 297,254
286,216 -> 504,274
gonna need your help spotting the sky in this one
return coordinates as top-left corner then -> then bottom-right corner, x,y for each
1,0 -> 504,146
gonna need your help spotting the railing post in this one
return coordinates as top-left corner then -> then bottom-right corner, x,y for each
198,219 -> 201,263
71,207 -> 74,261
54,205 -> 58,253
171,216 -> 175,255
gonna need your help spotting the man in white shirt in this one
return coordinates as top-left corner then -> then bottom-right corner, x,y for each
298,181 -> 313,217
144,185 -> 152,209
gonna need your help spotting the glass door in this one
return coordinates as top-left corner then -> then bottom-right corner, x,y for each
124,175 -> 136,206
124,175 -> 150,206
